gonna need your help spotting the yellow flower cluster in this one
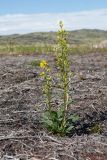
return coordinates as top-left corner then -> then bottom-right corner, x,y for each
40,71 -> 45,76
40,60 -> 48,69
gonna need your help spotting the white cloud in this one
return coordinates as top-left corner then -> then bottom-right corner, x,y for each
0,9 -> 107,35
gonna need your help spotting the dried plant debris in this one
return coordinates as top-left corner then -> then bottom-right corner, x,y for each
0,52 -> 107,160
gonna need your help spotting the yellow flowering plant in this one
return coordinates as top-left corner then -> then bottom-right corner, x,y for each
40,22 -> 79,135
40,60 -> 48,69
40,60 -> 52,112
56,21 -> 70,131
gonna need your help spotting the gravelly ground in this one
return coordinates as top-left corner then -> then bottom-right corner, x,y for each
0,52 -> 107,160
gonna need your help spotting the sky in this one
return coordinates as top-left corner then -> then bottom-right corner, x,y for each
0,0 -> 107,35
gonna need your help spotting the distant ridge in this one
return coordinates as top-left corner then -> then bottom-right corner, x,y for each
0,29 -> 107,45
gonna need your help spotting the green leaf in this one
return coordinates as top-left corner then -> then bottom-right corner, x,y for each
57,106 -> 64,119
66,125 -> 74,133
42,112 -> 53,127
42,111 -> 50,120
50,111 -> 58,121
42,110 -> 59,132
68,114 -> 79,123
51,122 -> 59,132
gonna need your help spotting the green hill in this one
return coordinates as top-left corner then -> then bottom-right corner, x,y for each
0,29 -> 107,45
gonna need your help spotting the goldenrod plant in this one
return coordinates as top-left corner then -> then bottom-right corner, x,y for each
56,21 -> 70,130
40,60 -> 52,112
40,22 -> 79,135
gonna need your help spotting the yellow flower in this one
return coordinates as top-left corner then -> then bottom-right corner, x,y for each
47,76 -> 51,80
40,72 -> 45,76
47,68 -> 50,72
40,60 -> 48,69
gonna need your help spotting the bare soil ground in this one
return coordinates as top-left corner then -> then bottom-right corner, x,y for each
0,53 -> 107,160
